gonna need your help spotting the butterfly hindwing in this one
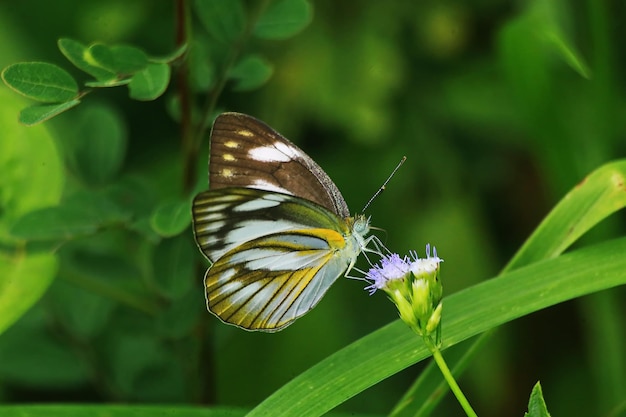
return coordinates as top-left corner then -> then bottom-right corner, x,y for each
205,228 -> 358,331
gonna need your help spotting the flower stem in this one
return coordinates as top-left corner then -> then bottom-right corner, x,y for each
423,336 -> 478,417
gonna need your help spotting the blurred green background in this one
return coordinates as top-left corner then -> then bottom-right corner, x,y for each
0,1 -> 624,416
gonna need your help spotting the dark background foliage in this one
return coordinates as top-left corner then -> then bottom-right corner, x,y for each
0,1 -> 624,416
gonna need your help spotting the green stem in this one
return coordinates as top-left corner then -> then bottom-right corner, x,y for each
423,336 -> 478,417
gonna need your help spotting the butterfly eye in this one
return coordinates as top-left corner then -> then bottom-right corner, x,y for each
353,215 -> 371,235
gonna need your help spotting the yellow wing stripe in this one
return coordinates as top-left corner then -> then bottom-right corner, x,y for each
208,253 -> 332,331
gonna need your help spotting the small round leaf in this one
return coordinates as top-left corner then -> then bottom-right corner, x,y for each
18,100 -> 81,126
254,0 -> 312,40
194,0 -> 246,43
70,103 -> 128,185
2,62 -> 78,103
58,38 -> 116,81
128,63 -> 170,101
152,236 -> 196,299
88,43 -> 148,75
228,55 -> 273,91
150,199 -> 191,237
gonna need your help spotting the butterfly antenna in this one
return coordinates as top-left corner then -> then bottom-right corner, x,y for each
361,156 -> 407,212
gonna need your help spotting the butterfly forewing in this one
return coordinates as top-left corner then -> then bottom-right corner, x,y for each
209,113 -> 350,218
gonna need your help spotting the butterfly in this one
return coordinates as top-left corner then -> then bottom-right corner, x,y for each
192,112 -> 374,332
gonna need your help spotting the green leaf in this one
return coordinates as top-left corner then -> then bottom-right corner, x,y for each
543,31 -> 591,79
498,0 -> 590,115
18,100 -> 81,125
0,405 -> 249,417
194,0 -> 246,43
188,39 -> 215,91
0,253 -> 58,336
150,199 -> 192,237
0,87 -> 64,333
69,103 -> 128,185
506,160 -> 626,269
0,88 -> 65,237
128,62 -> 171,101
109,44 -> 150,73
150,43 -> 189,64
11,190 -> 130,242
247,237 -> 626,417
57,38 -> 116,81
152,235 -> 196,299
1,62 -> 78,103
228,54 -> 273,91
254,0 -> 312,40
88,43 -> 149,76
525,382 -> 552,417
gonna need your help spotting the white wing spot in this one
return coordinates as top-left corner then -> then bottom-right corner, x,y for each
274,141 -> 301,158
250,179 -> 293,195
234,198 -> 282,212
248,141 -> 302,162
224,140 -> 239,149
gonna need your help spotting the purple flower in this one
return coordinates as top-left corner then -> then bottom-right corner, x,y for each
364,245 -> 443,337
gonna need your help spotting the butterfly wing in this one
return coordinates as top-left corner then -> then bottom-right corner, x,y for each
193,187 -> 346,261
192,188 -> 363,331
208,112 -> 350,218
206,228 -> 360,331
